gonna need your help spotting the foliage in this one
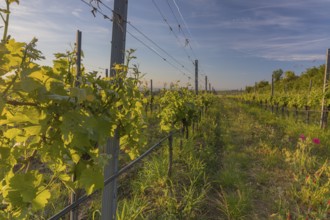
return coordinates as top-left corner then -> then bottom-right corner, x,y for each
272,68 -> 283,82
256,80 -> 269,89
239,65 -> 328,110
0,36 -> 145,218
157,85 -> 200,132
283,136 -> 330,219
216,98 -> 330,219
283,70 -> 297,81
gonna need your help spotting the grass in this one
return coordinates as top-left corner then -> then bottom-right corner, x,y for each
113,102 -> 223,219
48,96 -> 329,219
214,97 -> 330,219
116,195 -> 149,220
126,97 -> 330,219
215,187 -> 252,220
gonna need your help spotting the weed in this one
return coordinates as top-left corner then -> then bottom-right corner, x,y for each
214,187 -> 251,220
116,195 -> 150,220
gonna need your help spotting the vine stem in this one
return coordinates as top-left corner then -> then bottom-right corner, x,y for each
24,149 -> 37,173
0,12 -> 5,23
6,100 -> 38,106
2,0 -> 10,43
2,72 -> 19,98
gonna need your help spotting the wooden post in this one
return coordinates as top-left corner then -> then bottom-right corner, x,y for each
320,49 -> 330,129
168,133 -> 173,178
150,79 -> 153,113
271,75 -> 274,113
295,106 -> 298,122
180,126 -> 184,150
306,79 -> 312,124
205,76 -> 207,92
75,30 -> 82,87
105,68 -> 109,77
271,75 -> 274,97
195,60 -> 198,95
70,30 -> 82,220
102,0 -> 128,219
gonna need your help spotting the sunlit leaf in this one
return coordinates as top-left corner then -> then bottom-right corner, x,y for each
4,128 -> 22,139
31,188 -> 51,210
78,166 -> 103,195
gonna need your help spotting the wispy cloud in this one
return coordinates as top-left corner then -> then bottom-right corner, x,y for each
238,3 -> 297,12
5,0 -> 330,89
184,0 -> 330,64
190,13 -> 303,31
230,35 -> 329,62
72,8 -> 83,18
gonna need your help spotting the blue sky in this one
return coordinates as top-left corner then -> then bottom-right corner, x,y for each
4,0 -> 330,90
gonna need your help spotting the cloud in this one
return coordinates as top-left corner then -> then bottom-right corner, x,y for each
190,13 -> 303,31
238,2 -> 297,12
230,35 -> 329,62
10,17 -> 68,42
72,8 -> 83,18
237,0 -> 330,13
183,0 -> 330,64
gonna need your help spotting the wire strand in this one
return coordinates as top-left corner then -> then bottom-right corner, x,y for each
127,22 -> 194,76
80,0 -> 193,81
172,0 -> 198,60
166,0 -> 197,60
152,0 -> 196,65
98,0 -> 194,78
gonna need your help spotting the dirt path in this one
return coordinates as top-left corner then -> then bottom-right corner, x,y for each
211,99 -> 292,219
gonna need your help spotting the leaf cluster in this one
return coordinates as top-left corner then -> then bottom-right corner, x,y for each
0,38 -> 145,218
157,85 -> 214,132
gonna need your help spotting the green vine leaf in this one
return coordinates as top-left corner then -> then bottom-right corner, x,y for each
31,187 -> 51,211
77,165 -> 103,195
3,128 -> 22,139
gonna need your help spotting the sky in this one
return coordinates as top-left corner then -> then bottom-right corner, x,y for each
3,0 -> 330,90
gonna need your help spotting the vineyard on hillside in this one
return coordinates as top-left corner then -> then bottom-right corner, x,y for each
228,65 -> 330,126
239,65 -> 325,109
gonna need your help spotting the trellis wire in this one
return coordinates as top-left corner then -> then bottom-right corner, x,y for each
48,132 -> 175,220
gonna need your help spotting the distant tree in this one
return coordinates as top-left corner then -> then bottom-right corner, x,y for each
284,70 -> 297,81
272,69 -> 283,82
298,65 -> 324,88
302,67 -> 319,78
245,86 -> 254,93
257,80 -> 269,89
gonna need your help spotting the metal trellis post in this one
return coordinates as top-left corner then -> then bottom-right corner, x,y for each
320,49 -> 330,129
70,29 -> 82,220
102,0 -> 128,219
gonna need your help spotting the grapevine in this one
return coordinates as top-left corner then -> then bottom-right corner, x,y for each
0,36 -> 145,219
